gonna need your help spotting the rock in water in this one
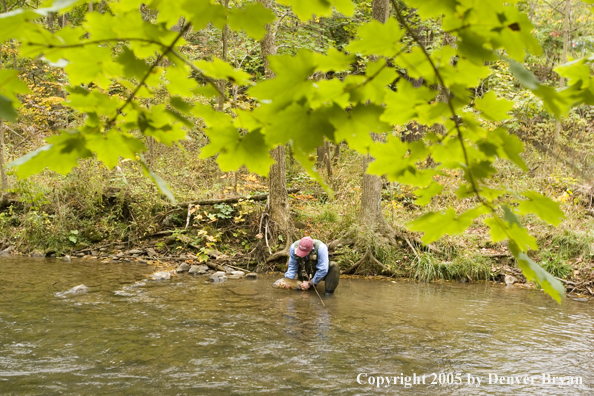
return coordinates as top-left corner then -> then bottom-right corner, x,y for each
231,271 -> 245,277
189,264 -> 209,275
30,250 -> 45,258
213,271 -> 226,277
0,246 -> 13,256
188,265 -> 200,275
149,271 -> 171,280
504,274 -> 518,286
57,284 -> 89,297
246,273 -> 258,280
60,255 -> 71,263
176,263 -> 191,273
209,274 -> 227,283
272,278 -> 303,290
227,275 -> 243,280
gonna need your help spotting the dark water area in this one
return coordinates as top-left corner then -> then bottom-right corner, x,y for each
0,257 -> 592,395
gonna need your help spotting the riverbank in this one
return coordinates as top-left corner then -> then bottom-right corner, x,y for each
0,143 -> 593,298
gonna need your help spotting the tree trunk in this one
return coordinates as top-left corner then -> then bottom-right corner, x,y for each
359,0 -> 390,231
0,121 -> 7,192
259,0 -> 277,79
360,138 -> 387,229
58,13 -> 68,28
269,146 -> 291,233
324,140 -> 332,177
47,12 -> 54,32
259,0 -> 292,239
89,2 -> 93,12
317,145 -> 325,170
371,0 -> 389,22
216,0 -> 230,111
555,0 -> 571,147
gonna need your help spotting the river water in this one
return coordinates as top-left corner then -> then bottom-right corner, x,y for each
0,257 -> 592,395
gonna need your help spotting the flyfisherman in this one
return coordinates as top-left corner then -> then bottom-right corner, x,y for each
284,236 -> 340,295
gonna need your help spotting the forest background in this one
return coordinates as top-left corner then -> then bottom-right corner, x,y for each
1,0 -> 594,301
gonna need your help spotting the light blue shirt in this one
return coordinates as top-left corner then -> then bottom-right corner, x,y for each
285,241 -> 329,285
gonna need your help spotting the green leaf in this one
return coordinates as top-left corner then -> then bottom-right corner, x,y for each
408,205 -> 489,244
86,131 -> 145,168
475,91 -> 513,121
165,64 -> 198,97
506,58 -> 568,117
486,128 -> 527,171
195,58 -> 252,86
264,103 -> 335,153
182,0 -> 227,30
414,182 -> 443,206
116,47 -> 149,80
228,3 -> 275,40
0,70 -> 30,104
346,19 -> 402,57
277,0 -> 354,21
329,104 -> 391,153
144,164 -> 175,203
381,79 -> 436,124
200,128 -> 274,175
517,253 -> 565,303
347,58 -> 397,104
7,130 -> 92,177
368,137 -> 434,187
406,0 -> 457,19
37,0 -> 86,15
0,95 -> 18,122
313,48 -> 355,73
64,46 -> 114,89
484,216 -> 538,252
517,191 -> 565,226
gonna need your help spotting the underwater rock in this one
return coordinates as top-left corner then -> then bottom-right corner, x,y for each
30,250 -> 45,258
504,274 -> 518,286
209,274 -> 227,283
246,273 -> 258,280
149,271 -> 171,280
177,263 -> 191,273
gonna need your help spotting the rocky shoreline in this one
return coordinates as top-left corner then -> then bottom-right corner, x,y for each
1,244 -> 591,302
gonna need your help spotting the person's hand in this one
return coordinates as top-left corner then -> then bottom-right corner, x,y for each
301,281 -> 310,290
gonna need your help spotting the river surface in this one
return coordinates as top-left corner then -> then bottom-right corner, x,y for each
0,257 -> 592,395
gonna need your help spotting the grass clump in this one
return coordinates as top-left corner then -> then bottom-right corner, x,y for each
410,253 -> 493,282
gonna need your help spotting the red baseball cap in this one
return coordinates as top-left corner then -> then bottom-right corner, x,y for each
295,237 -> 314,257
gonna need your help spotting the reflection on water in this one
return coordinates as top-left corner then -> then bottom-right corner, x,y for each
0,257 -> 592,395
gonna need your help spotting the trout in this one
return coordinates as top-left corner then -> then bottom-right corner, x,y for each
272,277 -> 304,290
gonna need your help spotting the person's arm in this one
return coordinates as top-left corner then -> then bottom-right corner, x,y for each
311,243 -> 329,285
284,244 -> 298,279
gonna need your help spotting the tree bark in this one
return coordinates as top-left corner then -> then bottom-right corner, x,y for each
47,12 -> 54,32
269,146 -> 291,233
371,0 -> 389,23
89,2 -> 93,12
0,121 -> 7,192
359,0 -> 390,231
555,0 -> 571,146
216,0 -> 230,111
259,0 -> 292,240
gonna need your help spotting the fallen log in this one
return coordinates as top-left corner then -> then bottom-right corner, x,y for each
176,188 -> 300,208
